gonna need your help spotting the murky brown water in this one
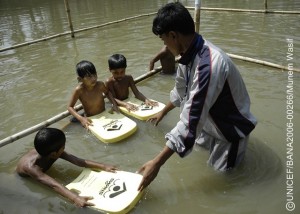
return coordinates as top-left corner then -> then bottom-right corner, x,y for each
0,0 -> 299,213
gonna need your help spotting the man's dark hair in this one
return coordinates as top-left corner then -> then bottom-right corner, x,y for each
34,128 -> 66,156
108,54 -> 127,70
76,60 -> 97,78
152,2 -> 195,36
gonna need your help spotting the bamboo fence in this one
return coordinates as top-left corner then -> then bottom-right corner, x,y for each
0,12 -> 156,53
64,0 -> 75,37
227,53 -> 300,73
1,2 -> 299,146
186,6 -> 300,14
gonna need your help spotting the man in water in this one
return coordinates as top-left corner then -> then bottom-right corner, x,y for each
138,2 -> 257,191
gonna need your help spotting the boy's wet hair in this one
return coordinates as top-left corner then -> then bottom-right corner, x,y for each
108,54 -> 127,70
152,2 -> 195,36
34,128 -> 66,156
76,60 -> 97,78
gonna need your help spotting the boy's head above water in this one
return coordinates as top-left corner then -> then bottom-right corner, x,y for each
108,54 -> 127,80
108,54 -> 127,70
34,128 -> 66,156
76,60 -> 97,78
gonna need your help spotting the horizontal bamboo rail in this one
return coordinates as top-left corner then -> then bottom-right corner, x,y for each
0,66 -> 162,148
186,6 -> 300,14
0,12 -> 156,53
227,53 -> 300,73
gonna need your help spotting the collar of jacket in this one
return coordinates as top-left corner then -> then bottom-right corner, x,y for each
178,33 -> 204,65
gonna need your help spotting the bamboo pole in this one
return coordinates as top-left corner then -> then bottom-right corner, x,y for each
227,53 -> 300,73
264,0 -> 268,11
72,12 -> 156,34
1,7 -> 299,53
0,105 -> 83,148
0,12 -> 156,53
64,0 -> 75,38
0,32 -> 71,52
186,6 -> 300,14
0,67 -> 163,148
194,0 -> 201,33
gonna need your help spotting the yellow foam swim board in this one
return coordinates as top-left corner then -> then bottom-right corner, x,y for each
88,110 -> 137,143
66,169 -> 144,214
119,97 -> 165,121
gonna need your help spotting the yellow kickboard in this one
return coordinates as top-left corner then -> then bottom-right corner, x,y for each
119,97 -> 165,121
88,110 -> 137,143
66,169 -> 144,214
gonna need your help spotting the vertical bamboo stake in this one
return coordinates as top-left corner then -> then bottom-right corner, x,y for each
264,0 -> 268,12
194,0 -> 201,33
64,0 -> 75,38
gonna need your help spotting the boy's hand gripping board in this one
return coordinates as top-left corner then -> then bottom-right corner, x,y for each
119,97 -> 165,121
66,169 -> 144,214
88,110 -> 137,143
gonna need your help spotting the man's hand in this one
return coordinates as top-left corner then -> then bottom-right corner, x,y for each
137,159 -> 160,191
137,146 -> 174,191
147,111 -> 165,126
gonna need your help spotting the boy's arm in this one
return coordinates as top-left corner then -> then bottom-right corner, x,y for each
103,81 -> 120,113
129,76 -> 158,107
24,164 -> 94,207
61,151 -> 117,172
67,88 -> 91,126
129,75 -> 147,102
105,80 -> 136,111
106,91 -> 120,113
149,46 -> 167,71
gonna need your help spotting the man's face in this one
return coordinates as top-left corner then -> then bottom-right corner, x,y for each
160,32 -> 178,56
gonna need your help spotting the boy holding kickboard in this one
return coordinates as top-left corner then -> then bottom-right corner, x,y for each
67,60 -> 137,143
16,128 -> 144,213
105,54 -> 165,120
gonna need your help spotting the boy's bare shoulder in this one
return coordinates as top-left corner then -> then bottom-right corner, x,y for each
96,80 -> 105,88
73,83 -> 84,94
105,76 -> 115,84
16,149 -> 39,177
124,74 -> 134,81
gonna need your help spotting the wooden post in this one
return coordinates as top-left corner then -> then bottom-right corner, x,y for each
194,0 -> 201,33
64,0 -> 75,38
264,0 -> 268,12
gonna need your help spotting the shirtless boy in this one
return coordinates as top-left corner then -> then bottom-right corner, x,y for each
105,54 -> 158,111
16,128 -> 117,207
68,60 -> 119,128
149,45 -> 176,74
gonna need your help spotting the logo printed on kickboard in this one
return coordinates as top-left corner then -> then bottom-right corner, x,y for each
102,120 -> 123,131
140,103 -> 153,111
99,178 -> 127,198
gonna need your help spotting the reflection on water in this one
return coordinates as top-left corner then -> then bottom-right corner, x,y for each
0,0 -> 299,214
